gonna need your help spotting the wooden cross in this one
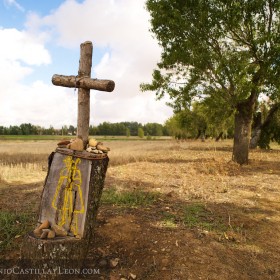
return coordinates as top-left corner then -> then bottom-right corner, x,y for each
52,41 -> 115,148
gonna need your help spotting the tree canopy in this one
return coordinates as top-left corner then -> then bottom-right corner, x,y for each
165,101 -> 234,140
143,0 -> 280,164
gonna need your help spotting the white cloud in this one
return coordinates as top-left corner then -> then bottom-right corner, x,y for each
0,0 -> 173,128
0,28 -> 52,120
0,81 -> 77,127
0,28 -> 51,66
4,0 -> 25,12
24,0 -> 173,125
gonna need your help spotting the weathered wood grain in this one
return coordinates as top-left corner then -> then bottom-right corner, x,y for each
52,74 -> 115,92
21,152 -> 109,275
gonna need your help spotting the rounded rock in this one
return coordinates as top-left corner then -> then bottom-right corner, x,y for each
89,138 -> 98,147
33,228 -> 43,238
38,220 -> 50,230
47,230 -> 56,239
51,224 -> 67,237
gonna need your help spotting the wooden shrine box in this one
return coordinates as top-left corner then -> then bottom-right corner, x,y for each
21,148 -> 109,272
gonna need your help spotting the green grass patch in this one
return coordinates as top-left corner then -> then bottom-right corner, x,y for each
0,211 -> 35,250
101,188 -> 159,207
161,212 -> 178,228
183,203 -> 227,231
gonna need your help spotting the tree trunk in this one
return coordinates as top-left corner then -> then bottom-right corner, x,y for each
250,103 -> 280,149
232,65 -> 263,165
249,112 -> 262,149
232,99 -> 255,164
215,132 -> 223,142
249,128 -> 261,149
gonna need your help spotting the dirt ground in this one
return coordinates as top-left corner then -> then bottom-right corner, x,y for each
0,140 -> 280,279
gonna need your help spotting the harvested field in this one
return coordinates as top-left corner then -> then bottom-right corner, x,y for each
0,139 -> 280,279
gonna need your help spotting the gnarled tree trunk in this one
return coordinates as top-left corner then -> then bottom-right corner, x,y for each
250,103 -> 280,149
232,67 -> 262,164
232,98 -> 255,165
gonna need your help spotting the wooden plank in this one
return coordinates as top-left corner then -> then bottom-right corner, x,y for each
22,153 -> 109,272
39,153 -> 91,237
52,74 -> 115,92
39,153 -> 66,227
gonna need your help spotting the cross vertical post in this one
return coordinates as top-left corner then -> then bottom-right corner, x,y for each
77,41 -> 92,148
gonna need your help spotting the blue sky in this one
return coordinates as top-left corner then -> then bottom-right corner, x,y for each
0,0 -> 173,128
0,0 -> 104,83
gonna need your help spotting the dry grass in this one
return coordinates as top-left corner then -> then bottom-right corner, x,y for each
0,141 -> 52,184
1,139 -> 280,279
106,140 -> 280,208
0,140 -> 193,183
0,139 -> 279,187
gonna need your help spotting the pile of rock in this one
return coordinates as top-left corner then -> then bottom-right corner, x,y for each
86,138 -> 110,154
33,220 -> 79,239
57,137 -> 84,151
57,137 -> 110,154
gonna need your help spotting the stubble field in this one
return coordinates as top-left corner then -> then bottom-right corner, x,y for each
0,139 -> 280,279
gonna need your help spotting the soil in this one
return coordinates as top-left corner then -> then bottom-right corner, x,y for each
0,140 -> 280,280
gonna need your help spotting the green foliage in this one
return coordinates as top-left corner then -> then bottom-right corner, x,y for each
144,0 -> 280,163
89,125 -> 98,135
126,128 -> 131,137
143,123 -> 163,137
121,122 -> 141,136
165,114 -> 186,138
201,97 -> 235,137
146,134 -> 152,140
0,122 -> 169,137
144,0 -> 280,106
101,188 -> 159,207
165,101 -> 234,139
97,122 -> 127,136
138,127 -> 145,138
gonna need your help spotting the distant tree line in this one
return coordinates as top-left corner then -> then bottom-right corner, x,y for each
90,122 -> 168,137
0,123 -> 55,135
2,109 -> 279,148
0,122 -> 169,137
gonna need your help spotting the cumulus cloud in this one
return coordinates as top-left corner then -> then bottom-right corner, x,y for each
24,0 -> 173,125
0,28 -> 54,125
1,81 -> 77,127
0,28 -> 51,66
1,0 -> 173,128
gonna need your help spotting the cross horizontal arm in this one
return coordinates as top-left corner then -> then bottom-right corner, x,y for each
52,74 -> 115,92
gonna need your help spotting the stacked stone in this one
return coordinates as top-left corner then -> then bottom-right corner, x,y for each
86,138 -> 110,154
33,220 -> 78,240
56,137 -> 110,153
57,137 -> 84,151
